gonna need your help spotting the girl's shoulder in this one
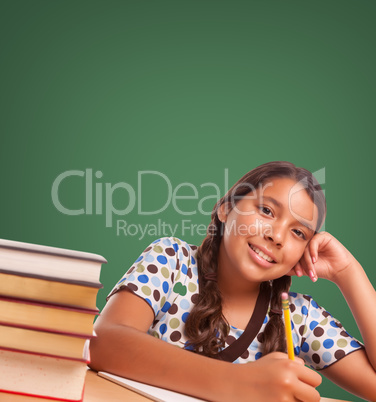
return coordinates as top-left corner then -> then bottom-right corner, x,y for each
146,236 -> 199,259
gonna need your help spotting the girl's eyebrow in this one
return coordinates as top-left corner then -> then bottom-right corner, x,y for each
261,196 -> 283,209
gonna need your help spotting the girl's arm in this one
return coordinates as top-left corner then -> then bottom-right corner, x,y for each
295,232 -> 376,400
89,288 -> 322,402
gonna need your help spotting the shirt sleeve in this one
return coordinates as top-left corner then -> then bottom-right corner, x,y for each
289,292 -> 364,370
107,237 -> 188,319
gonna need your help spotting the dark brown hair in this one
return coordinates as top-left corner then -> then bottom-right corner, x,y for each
185,161 -> 326,358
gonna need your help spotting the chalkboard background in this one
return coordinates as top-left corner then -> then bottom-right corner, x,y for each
1,1 -> 375,400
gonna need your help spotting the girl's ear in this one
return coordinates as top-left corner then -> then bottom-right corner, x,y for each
217,202 -> 231,223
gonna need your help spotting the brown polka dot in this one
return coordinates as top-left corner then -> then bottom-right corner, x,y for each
257,332 -> 265,343
143,246 -> 152,253
147,264 -> 158,274
153,289 -> 160,302
290,304 -> 296,313
168,304 -> 178,314
191,245 -> 198,250
303,295 -> 312,302
240,349 -> 250,359
171,272 -> 174,282
313,327 -> 324,337
127,283 -> 138,292
334,350 -> 346,360
165,247 -> 175,256
176,259 -> 180,270
312,354 -> 321,364
187,268 -> 192,279
191,293 -> 200,304
226,335 -> 236,345
170,331 -> 182,342
128,267 -> 135,274
182,247 -> 188,257
340,330 -> 350,338
299,325 -> 306,336
322,311 -> 330,318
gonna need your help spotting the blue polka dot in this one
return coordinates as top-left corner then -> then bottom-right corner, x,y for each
157,255 -> 168,265
289,292 -> 297,297
351,340 -> 361,349
117,277 -> 126,284
169,258 -> 176,270
128,274 -> 136,282
304,355 -> 312,364
263,316 -> 268,324
327,328 -> 337,337
162,281 -> 169,294
311,300 -> 319,309
291,320 -> 294,330
184,341 -> 194,351
191,256 -> 196,265
163,238 -> 172,246
160,324 -> 167,334
322,352 -> 332,363
145,254 -> 154,262
180,299 -> 190,310
181,264 -> 188,275
294,346 -> 300,355
161,301 -> 171,312
292,333 -> 299,344
192,266 -> 198,276
301,306 -> 308,316
310,320 -> 319,330
173,243 -> 179,252
152,239 -> 161,244
295,298 -> 304,307
135,256 -> 143,262
151,276 -> 161,287
301,342 -> 309,353
145,298 -> 152,307
182,312 -> 190,323
323,339 -> 334,349
255,352 -> 263,360
250,341 -> 258,351
330,320 -> 339,328
310,309 -> 320,319
138,275 -> 149,284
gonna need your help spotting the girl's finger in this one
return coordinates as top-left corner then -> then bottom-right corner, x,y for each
303,247 -> 317,282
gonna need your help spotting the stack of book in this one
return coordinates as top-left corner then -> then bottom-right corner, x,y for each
0,238 -> 107,401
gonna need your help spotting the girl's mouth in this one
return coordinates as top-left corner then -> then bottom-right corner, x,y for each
248,244 -> 276,264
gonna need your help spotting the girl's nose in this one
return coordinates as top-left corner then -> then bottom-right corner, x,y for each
265,223 -> 285,247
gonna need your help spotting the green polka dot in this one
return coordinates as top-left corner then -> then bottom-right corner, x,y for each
175,271 -> 181,281
153,245 -> 163,253
300,325 -> 308,336
152,331 -> 160,339
161,267 -> 170,278
160,296 -> 166,307
337,339 -> 348,348
293,314 -> 302,324
188,282 -> 197,292
141,286 -> 151,296
136,264 -> 145,273
312,340 -> 321,351
173,282 -> 187,296
169,318 -> 180,329
320,317 -> 328,326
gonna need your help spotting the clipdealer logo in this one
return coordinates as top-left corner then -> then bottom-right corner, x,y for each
51,169 -> 230,238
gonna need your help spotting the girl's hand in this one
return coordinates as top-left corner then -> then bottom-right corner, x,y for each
288,231 -> 357,284
233,352 -> 321,402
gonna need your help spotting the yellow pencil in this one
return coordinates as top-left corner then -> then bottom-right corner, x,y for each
282,292 -> 295,360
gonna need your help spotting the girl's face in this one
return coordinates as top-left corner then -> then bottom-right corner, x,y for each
217,177 -> 319,286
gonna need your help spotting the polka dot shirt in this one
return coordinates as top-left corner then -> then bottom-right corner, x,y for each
107,237 -> 363,370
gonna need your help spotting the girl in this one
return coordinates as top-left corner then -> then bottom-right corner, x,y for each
90,161 -> 376,401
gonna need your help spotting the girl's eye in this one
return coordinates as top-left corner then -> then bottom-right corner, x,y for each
293,229 -> 306,240
259,206 -> 273,216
